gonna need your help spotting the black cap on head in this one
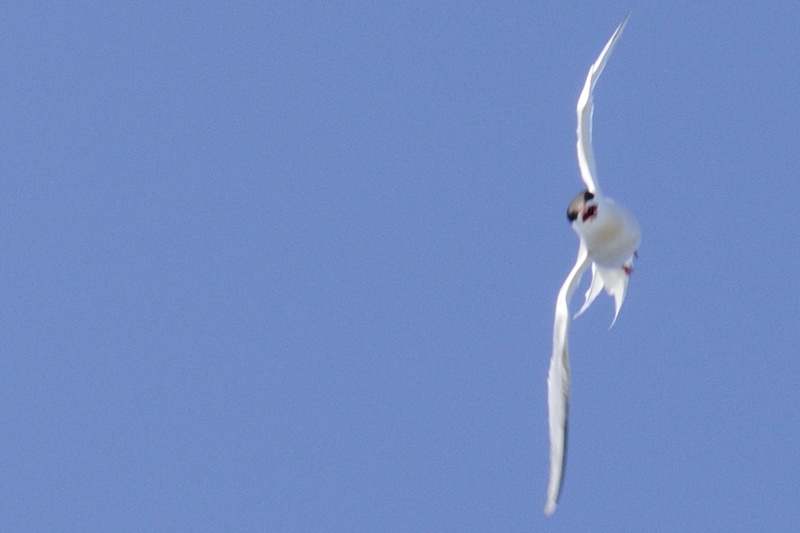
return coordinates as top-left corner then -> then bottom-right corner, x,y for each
566,190 -> 594,222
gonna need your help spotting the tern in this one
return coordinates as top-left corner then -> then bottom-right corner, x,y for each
544,15 -> 640,516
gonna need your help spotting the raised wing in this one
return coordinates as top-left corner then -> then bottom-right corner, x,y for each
545,243 -> 591,516
576,15 -> 629,195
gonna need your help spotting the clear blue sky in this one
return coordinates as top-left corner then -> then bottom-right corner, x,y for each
1,2 -> 798,531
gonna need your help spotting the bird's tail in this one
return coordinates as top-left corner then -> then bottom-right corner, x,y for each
573,261 -> 632,327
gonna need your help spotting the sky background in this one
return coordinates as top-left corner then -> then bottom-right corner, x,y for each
0,2 -> 798,531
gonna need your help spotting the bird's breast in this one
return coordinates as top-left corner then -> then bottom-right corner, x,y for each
579,200 -> 640,266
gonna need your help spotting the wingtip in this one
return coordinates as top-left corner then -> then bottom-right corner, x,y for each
544,500 -> 557,516
615,13 -> 631,38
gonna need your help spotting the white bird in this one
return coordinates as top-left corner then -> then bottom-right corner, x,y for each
544,15 -> 640,516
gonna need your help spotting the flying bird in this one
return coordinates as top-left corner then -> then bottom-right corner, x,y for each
544,15 -> 640,516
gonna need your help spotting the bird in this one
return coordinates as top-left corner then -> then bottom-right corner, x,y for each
544,14 -> 640,516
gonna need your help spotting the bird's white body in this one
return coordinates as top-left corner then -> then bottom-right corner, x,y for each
544,15 -> 640,516
577,196 -> 639,268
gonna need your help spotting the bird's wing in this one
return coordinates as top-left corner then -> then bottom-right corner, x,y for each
576,14 -> 629,195
545,242 -> 591,516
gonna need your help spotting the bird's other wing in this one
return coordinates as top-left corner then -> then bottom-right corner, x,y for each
545,243 -> 591,516
576,14 -> 629,195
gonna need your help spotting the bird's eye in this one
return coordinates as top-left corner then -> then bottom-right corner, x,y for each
583,191 -> 595,201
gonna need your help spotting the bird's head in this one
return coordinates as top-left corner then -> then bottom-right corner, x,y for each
567,190 -> 598,225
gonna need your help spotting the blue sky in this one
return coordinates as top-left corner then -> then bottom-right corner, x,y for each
1,2 -> 798,531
